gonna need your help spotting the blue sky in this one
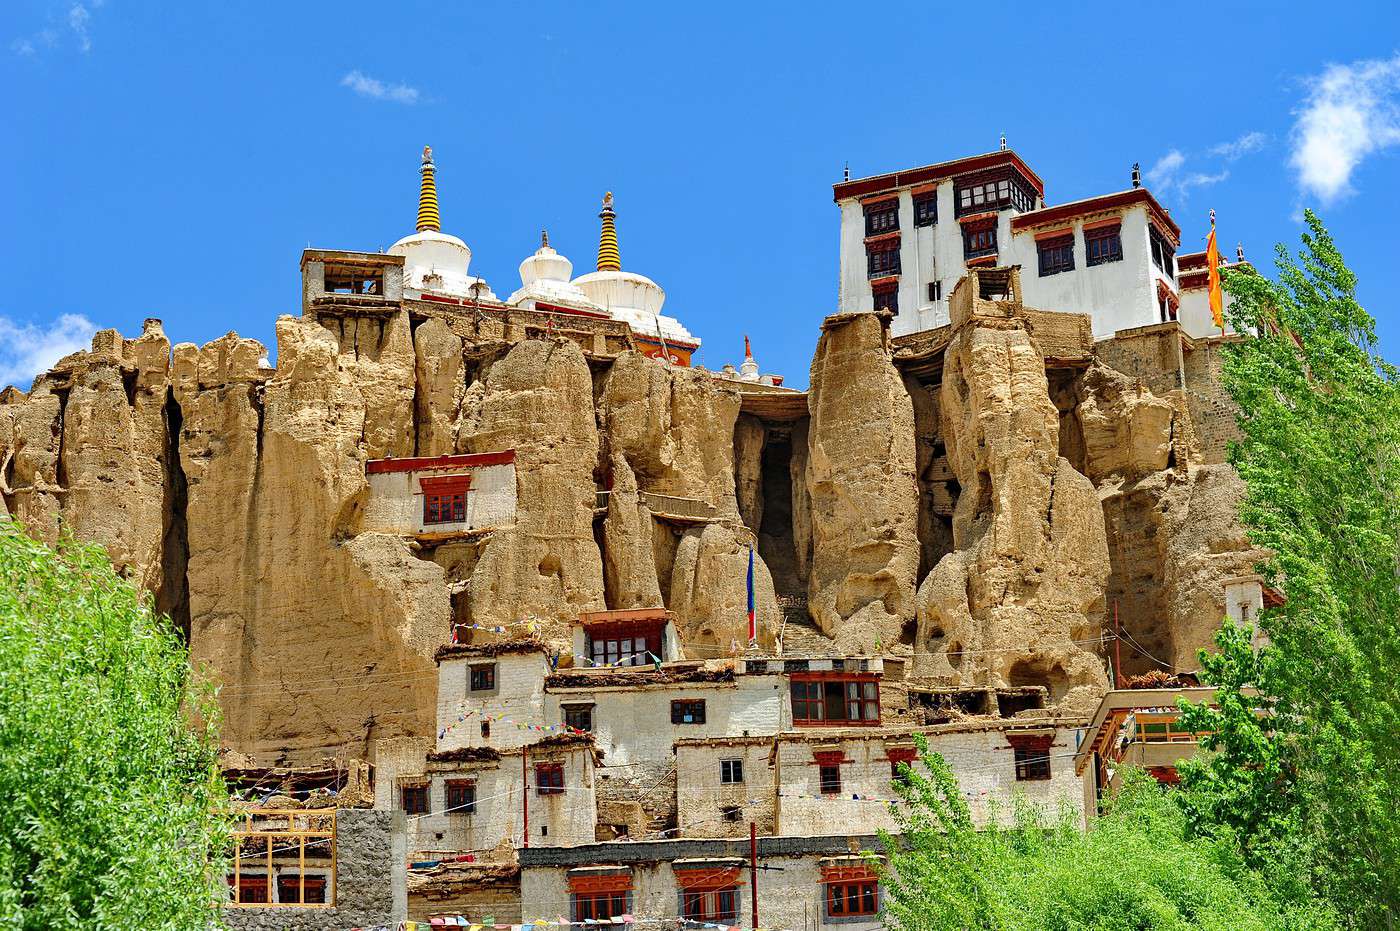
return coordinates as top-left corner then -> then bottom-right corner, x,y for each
3,1 -> 1399,391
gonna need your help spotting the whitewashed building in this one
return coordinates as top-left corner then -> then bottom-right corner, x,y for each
364,451 -> 516,536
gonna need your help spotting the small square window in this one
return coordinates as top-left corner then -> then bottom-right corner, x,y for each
424,491 -> 467,525
671,700 -> 706,725
1037,235 -> 1075,277
819,763 -> 842,795
536,763 -> 565,795
1085,226 -> 1123,266
446,779 -> 476,814
873,284 -> 898,314
469,664 -> 496,692
720,758 -> 744,784
866,243 -> 901,279
927,280 -> 942,302
564,704 -> 594,733
400,784 -> 429,814
863,202 -> 899,236
1013,744 -> 1052,781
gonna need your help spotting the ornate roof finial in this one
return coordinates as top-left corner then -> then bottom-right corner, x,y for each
1237,242 -> 1245,263
843,161 -> 850,182
596,192 -> 620,272
541,229 -> 550,249
999,132 -> 1007,151
1131,162 -> 1142,188
416,146 -> 441,233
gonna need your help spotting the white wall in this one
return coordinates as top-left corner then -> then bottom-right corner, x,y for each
437,651 -> 551,752
364,461 -> 516,534
774,727 -> 1086,836
675,740 -> 777,837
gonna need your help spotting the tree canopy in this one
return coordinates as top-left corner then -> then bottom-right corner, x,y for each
0,520 -> 229,929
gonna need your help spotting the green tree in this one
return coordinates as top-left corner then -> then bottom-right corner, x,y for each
876,736 -> 1338,931
0,521 -> 229,929
1186,211 -> 1400,925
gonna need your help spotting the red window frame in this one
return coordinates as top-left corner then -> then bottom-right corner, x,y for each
229,874 -> 269,904
825,879 -> 879,917
421,475 -> 470,525
536,762 -> 565,795
1037,235 -> 1075,277
1085,224 -> 1123,265
569,873 -> 633,922
446,778 -> 476,814
888,746 -> 918,782
1008,734 -> 1053,781
400,783 -> 429,814
586,618 -> 664,667
681,888 -> 739,923
790,674 -> 881,726
276,874 -> 327,905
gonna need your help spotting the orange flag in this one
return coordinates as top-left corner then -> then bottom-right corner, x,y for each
1206,210 -> 1224,331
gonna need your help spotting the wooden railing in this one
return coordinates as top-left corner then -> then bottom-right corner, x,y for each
228,808 -> 336,908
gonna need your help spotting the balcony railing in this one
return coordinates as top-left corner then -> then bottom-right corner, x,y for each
964,245 -> 998,261
594,490 -> 717,522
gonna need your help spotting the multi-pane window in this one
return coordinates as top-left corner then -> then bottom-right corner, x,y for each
682,889 -> 739,923
536,763 -> 565,795
400,784 -> 428,814
873,284 -> 898,314
564,704 -> 594,733
573,892 -> 630,922
826,879 -> 879,917
962,223 -> 998,260
1037,235 -> 1075,277
446,779 -> 476,814
587,617 -> 664,667
1011,739 -> 1052,781
276,875 -> 327,905
819,763 -> 842,794
889,750 -> 918,784
790,677 -> 881,724
424,491 -> 466,524
720,758 -> 744,784
913,193 -> 937,227
469,663 -> 496,692
1085,225 -> 1123,266
955,170 -> 1036,216
866,242 -> 900,279
231,875 -> 269,904
863,201 -> 899,236
1149,227 -> 1176,279
671,699 -> 707,724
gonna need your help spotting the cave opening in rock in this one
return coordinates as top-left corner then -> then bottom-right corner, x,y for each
757,429 -> 800,598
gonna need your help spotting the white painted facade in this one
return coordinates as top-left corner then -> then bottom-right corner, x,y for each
363,458 -> 516,535
372,736 -> 597,855
437,649 -> 551,752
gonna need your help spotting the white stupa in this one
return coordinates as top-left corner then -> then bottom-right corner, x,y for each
506,230 -> 603,313
388,146 -> 497,301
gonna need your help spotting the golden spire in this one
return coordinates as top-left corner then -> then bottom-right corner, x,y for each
596,192 -> 620,271
416,146 -> 441,233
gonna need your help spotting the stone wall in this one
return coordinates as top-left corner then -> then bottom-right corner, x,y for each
1182,336 -> 1244,464
222,809 -> 406,931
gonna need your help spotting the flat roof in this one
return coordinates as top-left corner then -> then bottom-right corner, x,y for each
1009,188 -> 1181,243
366,450 -> 515,475
833,150 -> 1046,201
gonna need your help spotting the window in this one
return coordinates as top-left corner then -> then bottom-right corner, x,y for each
469,663 -> 496,692
587,617 -> 664,667
866,242 -> 900,279
863,201 -> 899,236
1085,225 -> 1123,266
424,491 -> 466,524
671,699 -> 707,725
720,758 -> 744,784
826,879 -> 879,917
446,779 -> 476,814
480,720 -> 490,739
927,280 -> 942,302
790,677 -> 881,725
324,264 -> 384,296
889,748 -> 918,784
872,283 -> 898,314
954,170 -> 1036,217
819,763 -> 842,795
962,223 -> 998,260
230,875 -> 269,904
536,763 -> 565,795
682,889 -> 740,923
1149,227 -> 1176,279
721,805 -> 742,822
276,875 -> 327,905
564,704 -> 594,733
400,784 -> 428,814
913,193 -> 937,227
1010,736 -> 1053,781
1037,235 -> 1075,277
573,891 -> 630,922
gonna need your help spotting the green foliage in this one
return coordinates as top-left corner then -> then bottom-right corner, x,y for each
0,520 -> 229,929
1190,210 -> 1400,925
876,736 -> 1338,931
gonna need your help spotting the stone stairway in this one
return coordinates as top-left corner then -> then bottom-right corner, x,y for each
775,593 -> 836,655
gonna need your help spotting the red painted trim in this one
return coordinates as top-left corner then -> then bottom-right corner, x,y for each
568,873 -> 633,894
1033,227 -> 1073,242
1006,734 -> 1054,751
533,301 -> 613,320
579,607 -> 671,625
821,864 -> 879,883
834,150 -> 1045,201
365,450 -> 515,474
1010,188 -> 1180,242
416,292 -> 508,309
859,193 -> 899,208
868,275 -> 900,289
863,231 -> 901,248
965,255 -> 999,267
1176,250 -> 1209,270
788,671 -> 880,682
957,211 -> 999,227
886,747 -> 918,764
420,475 -> 471,493
675,866 -> 743,890
813,750 -> 847,764
633,333 -> 700,350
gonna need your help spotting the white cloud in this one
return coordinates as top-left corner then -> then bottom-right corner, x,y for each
67,3 -> 92,52
1291,54 -> 1400,204
340,70 -> 421,105
10,3 -> 90,58
1146,149 -> 1185,189
1210,131 -> 1268,161
1145,145 -> 1237,201
0,314 -> 98,390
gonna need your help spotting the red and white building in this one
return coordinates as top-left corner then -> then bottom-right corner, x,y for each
363,451 -> 517,536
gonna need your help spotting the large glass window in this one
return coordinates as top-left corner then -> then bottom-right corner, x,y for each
790,677 -> 880,725
866,243 -> 901,279
424,492 -> 466,524
955,170 -> 1036,216
573,892 -> 630,922
1085,225 -> 1123,266
863,202 -> 899,236
826,880 -> 879,917
1037,235 -> 1075,277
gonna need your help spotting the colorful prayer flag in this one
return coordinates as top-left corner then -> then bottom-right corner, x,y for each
1207,210 -> 1224,331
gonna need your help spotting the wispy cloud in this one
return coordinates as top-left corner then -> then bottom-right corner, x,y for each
340,70 -> 421,105
0,314 -> 97,390
1146,150 -> 1185,188
1291,54 -> 1400,204
10,2 -> 99,57
1210,131 -> 1268,161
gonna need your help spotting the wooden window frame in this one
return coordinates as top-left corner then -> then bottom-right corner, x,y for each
563,703 -> 594,733
790,674 -> 881,726
586,618 -> 664,668
1037,235 -> 1075,277
819,762 -> 843,795
571,891 -> 631,922
536,762 -> 565,795
671,699 -> 707,725
913,193 -> 937,227
720,758 -> 744,785
681,888 -> 740,924
866,241 -> 901,279
400,783 -> 429,814
1009,735 -> 1053,781
229,809 -> 336,909
445,779 -> 476,815
469,663 -> 496,692
825,879 -> 879,917
872,280 -> 899,314
1085,225 -> 1123,266
863,202 -> 899,236
962,222 -> 998,261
